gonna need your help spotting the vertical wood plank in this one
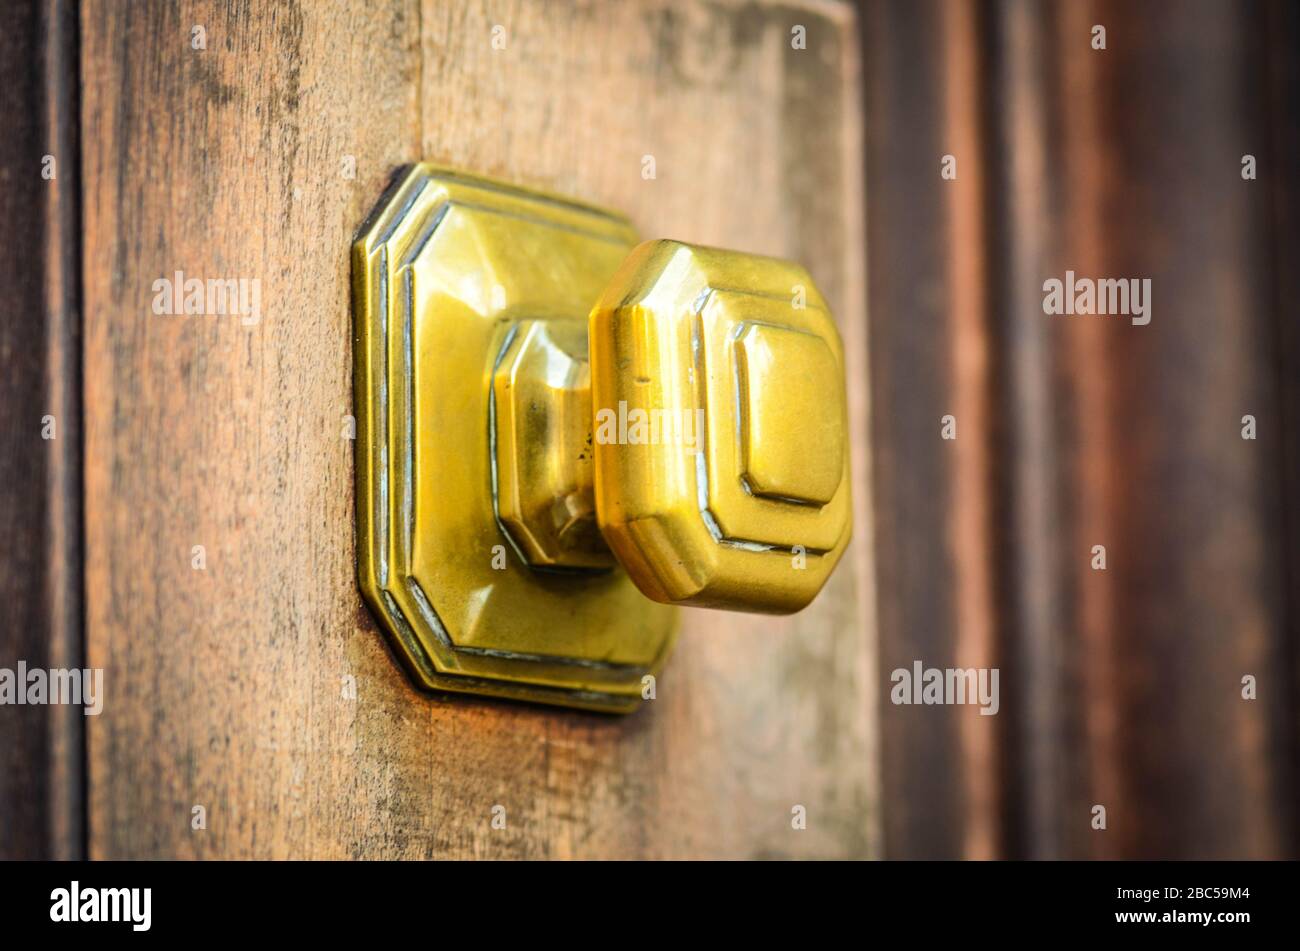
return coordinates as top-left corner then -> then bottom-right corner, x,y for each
81,0 -> 425,859
0,0 -> 84,861
82,0 -> 876,859
863,0 -> 1300,858
862,0 -> 1004,860
1047,0 -> 1296,859
1265,0 -> 1300,862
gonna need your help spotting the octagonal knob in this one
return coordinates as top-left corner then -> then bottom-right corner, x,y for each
588,240 -> 851,614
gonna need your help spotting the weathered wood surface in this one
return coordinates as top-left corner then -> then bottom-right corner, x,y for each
81,0 -> 875,859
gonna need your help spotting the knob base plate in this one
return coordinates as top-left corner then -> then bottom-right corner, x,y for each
353,165 -> 676,713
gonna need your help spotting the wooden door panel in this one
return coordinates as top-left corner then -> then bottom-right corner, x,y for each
82,0 -> 875,859
862,0 -> 1300,860
0,0 -> 83,861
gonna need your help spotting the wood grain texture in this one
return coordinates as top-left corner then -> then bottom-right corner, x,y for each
863,0 -> 1300,859
0,0 -> 84,861
860,0 -> 1002,860
82,0 -> 876,859
1044,0 -> 1297,861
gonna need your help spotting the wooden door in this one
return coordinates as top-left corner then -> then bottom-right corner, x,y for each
6,0 -> 1299,865
71,0 -> 876,859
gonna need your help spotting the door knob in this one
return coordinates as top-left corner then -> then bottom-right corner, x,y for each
353,165 -> 850,711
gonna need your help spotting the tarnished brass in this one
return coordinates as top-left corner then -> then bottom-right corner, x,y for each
354,165 -> 849,711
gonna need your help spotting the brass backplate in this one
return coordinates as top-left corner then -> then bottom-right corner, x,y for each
352,165 -> 677,713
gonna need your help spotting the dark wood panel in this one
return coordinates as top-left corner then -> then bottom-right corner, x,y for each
1044,0 -> 1296,861
1264,0 -> 1300,866
0,0 -> 84,860
864,0 -> 1300,858
860,0 -> 1005,859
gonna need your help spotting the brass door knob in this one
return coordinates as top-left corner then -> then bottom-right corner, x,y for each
354,165 -> 850,711
588,240 -> 850,613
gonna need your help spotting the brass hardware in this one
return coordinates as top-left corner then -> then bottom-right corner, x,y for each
354,165 -> 850,711
493,320 -> 614,571
589,240 -> 851,614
